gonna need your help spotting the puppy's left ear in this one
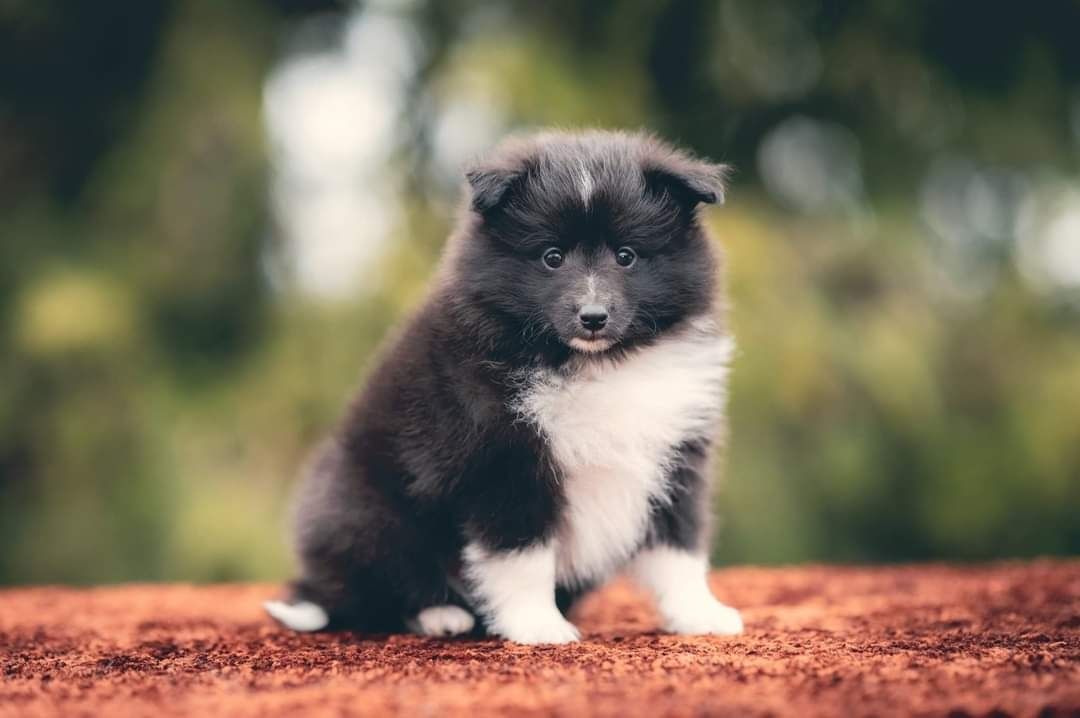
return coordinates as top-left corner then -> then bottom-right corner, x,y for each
644,155 -> 731,206
465,165 -> 525,213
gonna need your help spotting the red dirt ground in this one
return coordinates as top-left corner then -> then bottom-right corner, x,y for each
1,562 -> 1078,717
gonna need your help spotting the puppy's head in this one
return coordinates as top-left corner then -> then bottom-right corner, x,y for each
453,130 -> 728,357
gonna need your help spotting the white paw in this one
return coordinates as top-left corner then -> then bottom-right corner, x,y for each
494,610 -> 581,645
407,605 -> 476,637
662,600 -> 744,636
264,599 -> 329,632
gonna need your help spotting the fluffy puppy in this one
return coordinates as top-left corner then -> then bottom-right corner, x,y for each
265,129 -> 743,643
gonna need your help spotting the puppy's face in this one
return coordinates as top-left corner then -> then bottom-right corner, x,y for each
458,132 -> 728,357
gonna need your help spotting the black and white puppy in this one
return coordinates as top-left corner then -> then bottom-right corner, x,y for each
265,130 -> 743,644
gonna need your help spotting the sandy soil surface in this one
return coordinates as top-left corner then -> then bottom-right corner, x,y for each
1,562 -> 1078,717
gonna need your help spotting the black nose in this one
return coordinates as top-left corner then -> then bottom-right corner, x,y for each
579,305 -> 609,331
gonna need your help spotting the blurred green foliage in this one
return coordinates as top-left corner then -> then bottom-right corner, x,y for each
1,0 -> 1078,584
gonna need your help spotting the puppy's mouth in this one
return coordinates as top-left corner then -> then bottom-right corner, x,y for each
568,333 -> 615,354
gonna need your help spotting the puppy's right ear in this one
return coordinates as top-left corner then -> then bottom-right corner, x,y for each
465,165 -> 525,213
643,151 -> 731,207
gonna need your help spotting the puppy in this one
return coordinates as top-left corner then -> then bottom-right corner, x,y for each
265,130 -> 743,643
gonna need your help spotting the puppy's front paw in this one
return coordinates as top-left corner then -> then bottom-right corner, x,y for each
494,609 -> 581,645
663,600 -> 744,636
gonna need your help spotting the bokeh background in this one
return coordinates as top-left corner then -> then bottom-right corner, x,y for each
3,0 -> 1079,585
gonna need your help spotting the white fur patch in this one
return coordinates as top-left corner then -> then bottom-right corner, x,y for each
263,599 -> 329,632
462,542 -> 580,644
514,318 -> 734,587
407,605 -> 476,637
577,164 -> 595,206
631,546 -> 743,635
569,337 -> 614,353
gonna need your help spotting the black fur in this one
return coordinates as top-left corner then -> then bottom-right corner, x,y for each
283,130 -> 730,633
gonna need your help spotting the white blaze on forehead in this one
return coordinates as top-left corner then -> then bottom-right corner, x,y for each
577,161 -> 595,206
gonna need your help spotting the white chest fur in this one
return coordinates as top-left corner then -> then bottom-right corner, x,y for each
512,319 -> 734,587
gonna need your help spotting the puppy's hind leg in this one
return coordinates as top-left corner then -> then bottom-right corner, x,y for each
406,604 -> 476,637
264,584 -> 330,632
267,548 -> 409,633
267,439 -> 401,633
264,564 -> 355,632
264,601 -> 328,631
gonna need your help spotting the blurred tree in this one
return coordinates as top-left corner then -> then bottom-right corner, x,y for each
0,0 -> 335,582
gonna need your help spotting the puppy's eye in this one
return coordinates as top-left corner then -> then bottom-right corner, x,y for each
615,247 -> 637,268
542,247 -> 564,269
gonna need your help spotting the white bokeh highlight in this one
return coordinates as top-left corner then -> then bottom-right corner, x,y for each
263,9 -> 419,299
758,116 -> 863,213
1016,183 -> 1080,291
